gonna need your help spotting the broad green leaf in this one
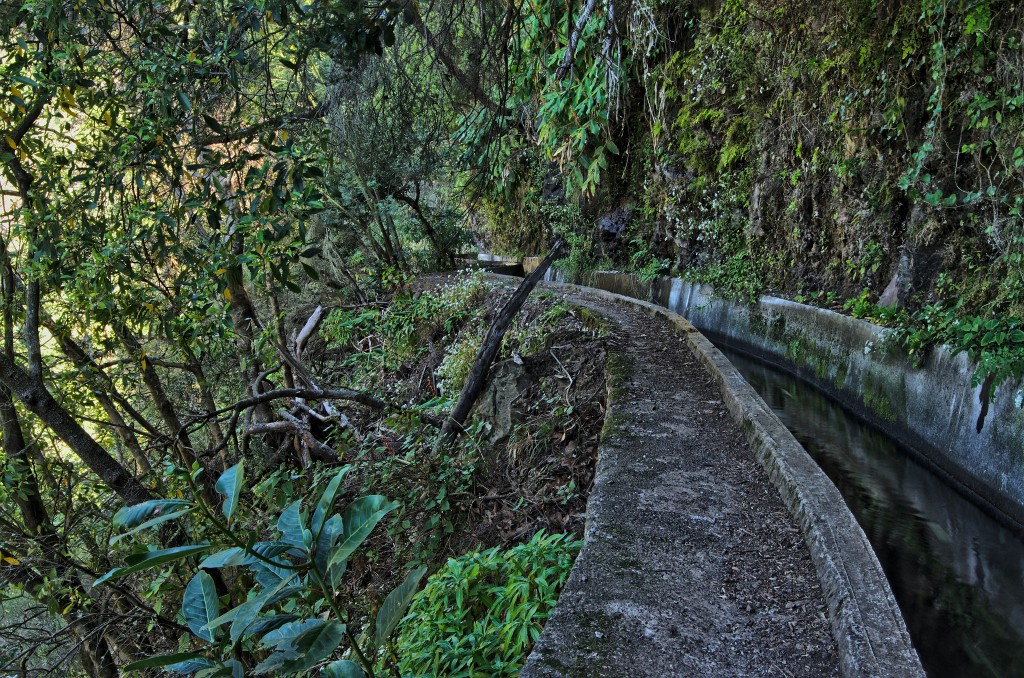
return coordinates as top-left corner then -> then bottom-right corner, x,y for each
184,571 -> 220,642
250,652 -> 296,676
214,576 -> 298,641
242,614 -> 300,638
179,91 -> 192,111
255,620 -> 346,674
214,461 -> 244,521
12,75 -> 41,88
125,652 -> 207,671
260,618 -> 322,649
113,499 -> 193,529
322,660 -> 366,678
243,541 -> 296,564
314,514 -> 343,574
253,561 -> 292,588
326,496 -> 397,571
375,566 -> 427,647
327,550 -> 348,589
94,544 -> 212,585
193,661 -> 244,678
277,500 -> 305,549
287,620 -> 348,672
228,595 -> 270,643
222,660 -> 245,678
167,657 -> 218,674
198,541 -> 293,570
204,603 -> 246,634
110,507 -> 195,544
202,113 -> 225,135
312,465 -> 350,538
198,547 -> 246,569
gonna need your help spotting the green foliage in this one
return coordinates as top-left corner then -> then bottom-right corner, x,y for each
376,567 -> 428,648
504,301 -> 574,357
887,304 -> 1024,388
605,0 -> 1024,332
392,531 -> 581,677
845,241 -> 885,283
98,463 -> 419,677
555,229 -> 604,281
437,327 -> 485,397
832,289 -> 1024,389
322,270 -> 488,376
457,0 -> 624,204
628,239 -> 669,283
843,289 -> 878,319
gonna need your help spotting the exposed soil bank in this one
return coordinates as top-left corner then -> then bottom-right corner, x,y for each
522,287 -> 845,677
544,269 -> 1024,533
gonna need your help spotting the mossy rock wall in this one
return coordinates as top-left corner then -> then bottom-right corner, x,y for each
516,0 -> 1024,322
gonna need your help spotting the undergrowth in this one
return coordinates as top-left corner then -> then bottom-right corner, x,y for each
390,531 -> 581,677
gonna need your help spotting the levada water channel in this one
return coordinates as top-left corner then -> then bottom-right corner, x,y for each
716,343 -> 1024,677
537,270 -> 1024,677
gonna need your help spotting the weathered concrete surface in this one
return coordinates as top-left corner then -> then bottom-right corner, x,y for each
522,282 -> 924,678
549,269 -> 1024,532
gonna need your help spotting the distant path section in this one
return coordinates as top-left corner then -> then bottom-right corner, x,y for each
522,283 -> 923,677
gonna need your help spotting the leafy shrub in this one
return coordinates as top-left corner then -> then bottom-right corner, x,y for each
98,463 -> 422,677
888,304 -> 1024,388
392,531 -> 581,677
503,301 -> 573,357
436,325 -> 485,397
629,239 -> 669,283
323,270 -> 488,373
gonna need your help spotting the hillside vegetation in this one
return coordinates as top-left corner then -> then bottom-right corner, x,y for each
1,0 -> 1021,675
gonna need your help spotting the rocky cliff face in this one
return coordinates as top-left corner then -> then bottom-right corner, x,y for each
588,0 -> 1022,316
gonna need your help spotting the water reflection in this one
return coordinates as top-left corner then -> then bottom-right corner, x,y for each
718,345 -> 1024,678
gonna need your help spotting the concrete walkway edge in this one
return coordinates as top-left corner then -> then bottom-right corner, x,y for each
530,281 -> 925,678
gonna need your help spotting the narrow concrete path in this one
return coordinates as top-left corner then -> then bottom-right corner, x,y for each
523,288 -> 841,677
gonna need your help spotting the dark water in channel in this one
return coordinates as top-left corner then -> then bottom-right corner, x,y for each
716,344 -> 1024,678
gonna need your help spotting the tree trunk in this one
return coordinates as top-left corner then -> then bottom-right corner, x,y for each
112,324 -> 222,503
270,289 -> 295,390
182,346 -> 226,454
113,323 -> 199,465
395,188 -> 455,267
52,331 -> 153,474
0,352 -> 153,505
440,240 -> 563,439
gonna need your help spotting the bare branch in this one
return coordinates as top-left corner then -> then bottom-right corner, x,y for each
556,0 -> 600,81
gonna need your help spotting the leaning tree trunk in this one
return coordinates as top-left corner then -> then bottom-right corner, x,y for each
0,352 -> 154,505
440,239 -> 564,440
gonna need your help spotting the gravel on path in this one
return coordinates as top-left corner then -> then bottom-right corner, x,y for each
523,290 -> 841,677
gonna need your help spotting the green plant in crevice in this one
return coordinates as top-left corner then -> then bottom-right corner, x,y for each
896,0 -> 1024,304
390,531 -> 582,677
628,238 -> 668,283
97,463 -> 422,678
886,303 -> 1024,388
843,288 -> 877,319
845,240 -> 885,283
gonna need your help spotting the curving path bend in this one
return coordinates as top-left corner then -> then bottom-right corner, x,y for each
520,282 -> 923,678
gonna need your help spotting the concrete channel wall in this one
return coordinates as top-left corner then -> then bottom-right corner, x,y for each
541,268 -> 1024,531
522,279 -> 924,677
